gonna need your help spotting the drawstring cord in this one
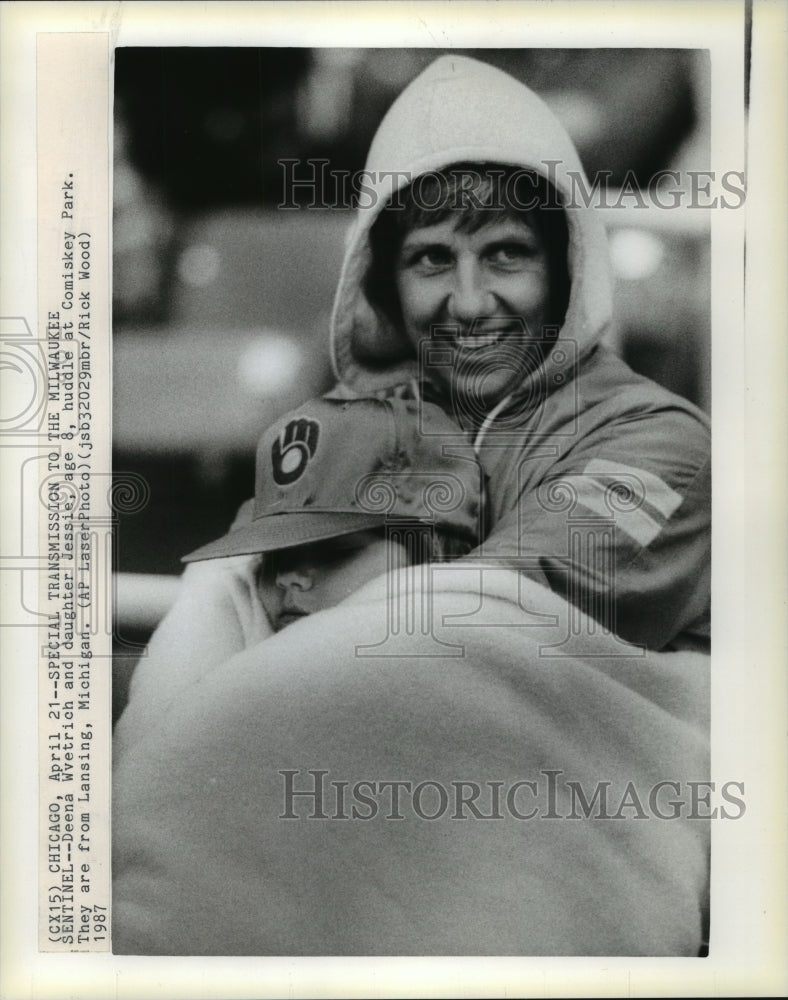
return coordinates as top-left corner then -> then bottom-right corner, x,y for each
473,393 -> 513,455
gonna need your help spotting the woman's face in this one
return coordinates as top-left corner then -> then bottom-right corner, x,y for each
395,213 -> 550,413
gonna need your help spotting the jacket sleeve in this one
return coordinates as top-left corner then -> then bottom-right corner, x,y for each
477,404 -> 711,651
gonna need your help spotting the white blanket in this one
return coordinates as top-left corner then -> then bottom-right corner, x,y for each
112,560 -> 709,955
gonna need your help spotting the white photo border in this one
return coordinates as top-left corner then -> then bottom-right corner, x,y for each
1,1 -> 786,997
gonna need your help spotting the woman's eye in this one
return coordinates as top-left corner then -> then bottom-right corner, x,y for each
407,247 -> 452,272
488,243 -> 532,267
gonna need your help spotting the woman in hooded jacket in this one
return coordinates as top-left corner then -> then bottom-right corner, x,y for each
327,54 -> 710,653
112,56 -> 711,957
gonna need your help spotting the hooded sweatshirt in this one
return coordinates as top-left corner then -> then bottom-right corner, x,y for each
329,55 -> 710,651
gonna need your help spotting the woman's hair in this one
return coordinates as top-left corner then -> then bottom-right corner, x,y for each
366,163 -> 570,334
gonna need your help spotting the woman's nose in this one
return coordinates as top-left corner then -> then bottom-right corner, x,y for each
275,568 -> 313,593
448,257 -> 494,324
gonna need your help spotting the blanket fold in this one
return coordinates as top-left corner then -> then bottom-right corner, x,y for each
113,567 -> 709,955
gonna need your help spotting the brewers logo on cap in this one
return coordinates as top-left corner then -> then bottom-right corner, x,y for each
271,417 -> 320,486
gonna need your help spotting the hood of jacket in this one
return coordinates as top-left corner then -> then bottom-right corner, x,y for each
329,54 -> 613,403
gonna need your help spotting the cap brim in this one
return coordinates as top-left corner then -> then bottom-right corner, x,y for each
182,511 -> 388,563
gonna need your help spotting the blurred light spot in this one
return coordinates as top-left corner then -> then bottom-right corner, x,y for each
609,229 -> 665,281
237,336 -> 303,396
113,162 -> 142,205
114,212 -> 156,253
177,244 -> 221,288
299,50 -> 363,141
543,91 -> 603,149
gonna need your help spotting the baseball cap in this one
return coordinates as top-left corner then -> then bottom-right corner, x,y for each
182,396 -> 484,562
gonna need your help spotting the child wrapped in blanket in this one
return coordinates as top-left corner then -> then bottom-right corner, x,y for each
115,393 -> 484,738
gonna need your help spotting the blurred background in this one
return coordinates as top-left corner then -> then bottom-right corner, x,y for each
112,47 -> 714,716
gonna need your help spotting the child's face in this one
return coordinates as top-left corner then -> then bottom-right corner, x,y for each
395,214 -> 550,408
259,530 -> 409,631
